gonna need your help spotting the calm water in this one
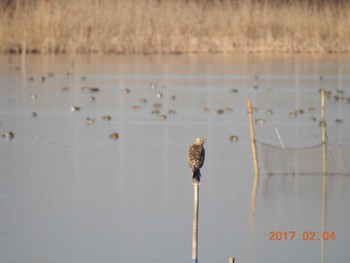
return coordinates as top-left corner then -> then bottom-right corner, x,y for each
1,54 -> 350,263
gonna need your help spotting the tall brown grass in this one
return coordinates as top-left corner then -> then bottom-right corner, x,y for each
0,0 -> 349,54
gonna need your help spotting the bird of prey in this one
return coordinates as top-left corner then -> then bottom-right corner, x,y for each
188,137 -> 206,184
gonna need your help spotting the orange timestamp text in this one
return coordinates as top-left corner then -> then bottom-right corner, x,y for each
269,231 -> 336,241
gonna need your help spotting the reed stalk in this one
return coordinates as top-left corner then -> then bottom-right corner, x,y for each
0,0 -> 349,54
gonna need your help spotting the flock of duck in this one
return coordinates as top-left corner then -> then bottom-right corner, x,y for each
1,71 -> 347,143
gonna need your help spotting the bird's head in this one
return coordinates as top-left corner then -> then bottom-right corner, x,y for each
195,137 -> 206,145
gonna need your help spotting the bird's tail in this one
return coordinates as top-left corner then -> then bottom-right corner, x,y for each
192,169 -> 201,185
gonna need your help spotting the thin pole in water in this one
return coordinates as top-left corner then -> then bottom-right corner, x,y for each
247,100 -> 259,175
274,128 -> 295,175
321,89 -> 327,263
192,183 -> 199,263
274,128 -> 285,149
321,90 -> 327,172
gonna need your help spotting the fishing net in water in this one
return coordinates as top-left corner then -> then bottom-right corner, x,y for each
259,141 -> 350,175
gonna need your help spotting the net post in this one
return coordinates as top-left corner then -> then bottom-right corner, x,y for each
192,183 -> 199,263
247,100 -> 259,175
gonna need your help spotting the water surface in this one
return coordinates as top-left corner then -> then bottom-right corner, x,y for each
1,54 -> 350,263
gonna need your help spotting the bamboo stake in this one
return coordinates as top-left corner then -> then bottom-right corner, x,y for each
229,256 -> 235,263
321,90 -> 327,173
192,183 -> 199,263
321,90 -> 327,263
247,100 -> 259,175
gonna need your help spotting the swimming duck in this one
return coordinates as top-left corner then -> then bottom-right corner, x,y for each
109,132 -> 119,139
2,132 -> 14,139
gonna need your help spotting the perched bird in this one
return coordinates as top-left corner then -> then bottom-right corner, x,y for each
188,137 -> 206,184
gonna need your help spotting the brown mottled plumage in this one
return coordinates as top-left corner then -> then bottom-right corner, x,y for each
188,137 -> 206,184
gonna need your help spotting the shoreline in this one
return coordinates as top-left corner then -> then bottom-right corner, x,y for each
1,0 -> 349,54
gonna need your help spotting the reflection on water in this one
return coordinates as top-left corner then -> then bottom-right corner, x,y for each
1,54 -> 350,263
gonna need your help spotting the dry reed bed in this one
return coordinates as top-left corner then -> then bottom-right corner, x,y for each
0,0 -> 349,54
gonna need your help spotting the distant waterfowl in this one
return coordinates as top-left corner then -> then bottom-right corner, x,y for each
331,95 -> 340,101
203,107 -> 210,112
308,107 -> 316,113
255,118 -> 266,125
121,88 -> 130,94
90,96 -> 96,102
156,92 -> 163,99
109,132 -> 119,139
319,75 -> 324,81
159,114 -> 167,120
102,115 -> 111,121
296,108 -> 304,114
266,109 -> 273,115
47,72 -> 55,77
41,76 -> 46,82
153,103 -> 162,109
231,88 -> 238,93
215,109 -> 224,114
31,112 -> 37,118
335,89 -> 344,94
335,119 -> 343,124
82,86 -> 99,93
251,85 -> 258,90
170,95 -> 176,100
225,107 -> 233,112
31,93 -> 37,99
29,76 -> 34,81
139,98 -> 148,104
60,87 -> 70,92
229,135 -> 239,142
85,117 -> 95,125
309,117 -> 317,123
71,105 -> 80,112
132,105 -> 141,110
152,110 -> 160,114
168,109 -> 176,114
149,83 -> 157,90
2,132 -> 14,139
81,76 -> 87,81
289,111 -> 297,118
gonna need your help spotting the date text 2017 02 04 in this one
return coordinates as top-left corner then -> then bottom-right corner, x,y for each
269,231 -> 336,241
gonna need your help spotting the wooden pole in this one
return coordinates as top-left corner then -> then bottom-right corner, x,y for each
192,183 -> 199,263
229,256 -> 235,263
321,90 -> 327,173
247,100 -> 259,175
321,90 -> 327,263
